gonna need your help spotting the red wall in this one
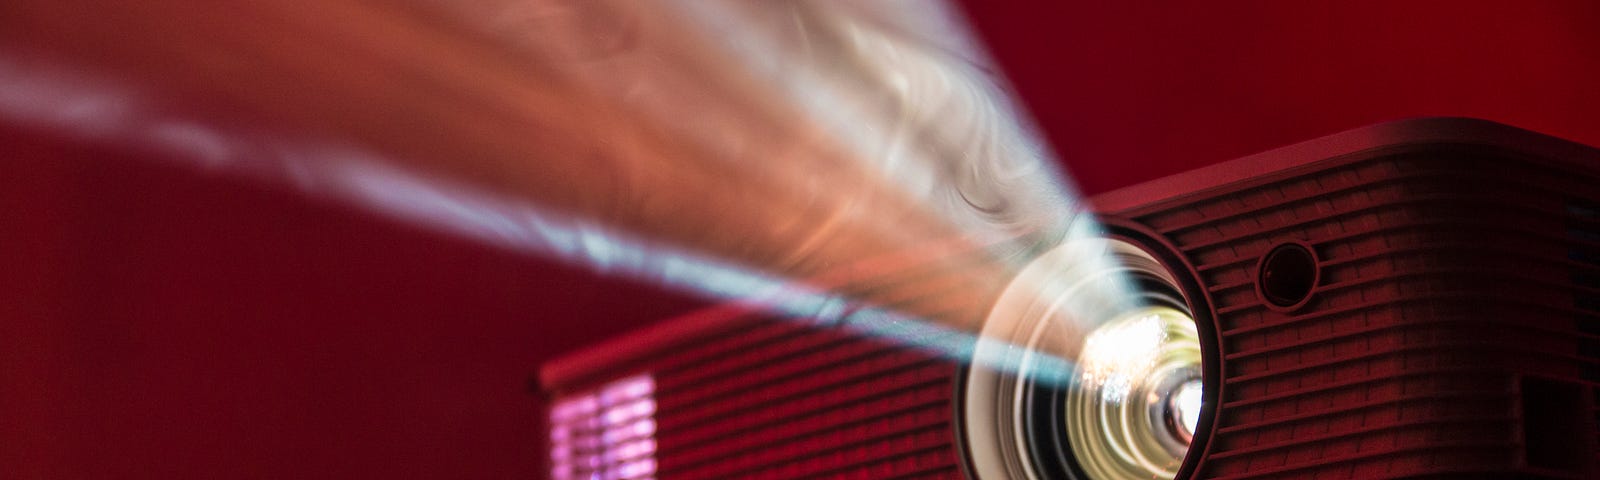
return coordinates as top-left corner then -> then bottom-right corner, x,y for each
0,127 -> 705,477
962,1 -> 1600,195
5,1 -> 1600,478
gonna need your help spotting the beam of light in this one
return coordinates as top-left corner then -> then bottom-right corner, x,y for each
0,49 -> 887,336
0,47 -> 1087,387
0,0 -> 1146,385
431,0 -> 1147,359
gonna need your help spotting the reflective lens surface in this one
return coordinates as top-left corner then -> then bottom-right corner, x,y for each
1065,306 -> 1201,479
962,238 -> 1209,480
1170,379 -> 1204,442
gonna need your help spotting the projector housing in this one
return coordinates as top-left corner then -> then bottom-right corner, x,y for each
540,118 -> 1600,479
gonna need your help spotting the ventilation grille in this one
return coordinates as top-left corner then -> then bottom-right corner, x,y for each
1571,199 -> 1600,454
1131,152 -> 1600,479
548,317 -> 963,480
550,375 -> 659,480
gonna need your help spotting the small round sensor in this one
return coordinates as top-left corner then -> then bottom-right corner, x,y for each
1258,243 -> 1318,308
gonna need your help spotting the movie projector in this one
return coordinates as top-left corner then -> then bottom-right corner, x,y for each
540,118 -> 1600,479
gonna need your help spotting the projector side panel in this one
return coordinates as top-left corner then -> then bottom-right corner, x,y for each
1107,146 -> 1600,479
543,314 -> 967,480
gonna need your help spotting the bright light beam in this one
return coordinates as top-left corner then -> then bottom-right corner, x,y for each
0,0 -> 1143,382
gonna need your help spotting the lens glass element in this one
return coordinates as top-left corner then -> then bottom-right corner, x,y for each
962,238 -> 1209,480
1065,305 -> 1201,479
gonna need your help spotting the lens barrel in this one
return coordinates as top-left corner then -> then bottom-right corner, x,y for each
962,237 -> 1212,480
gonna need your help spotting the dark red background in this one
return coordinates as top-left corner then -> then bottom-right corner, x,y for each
4,1 -> 1600,478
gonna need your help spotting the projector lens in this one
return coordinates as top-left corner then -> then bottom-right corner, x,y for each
1065,306 -> 1202,479
962,236 -> 1211,480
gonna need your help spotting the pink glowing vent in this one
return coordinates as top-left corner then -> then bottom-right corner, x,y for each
549,375 -> 658,480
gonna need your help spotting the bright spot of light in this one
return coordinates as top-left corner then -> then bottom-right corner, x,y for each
1078,312 -> 1165,404
1173,379 -> 1204,437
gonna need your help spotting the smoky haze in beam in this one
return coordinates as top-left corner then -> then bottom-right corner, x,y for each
0,0 -> 1141,380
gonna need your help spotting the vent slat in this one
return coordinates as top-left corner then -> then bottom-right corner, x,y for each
652,317 -> 960,479
658,364 -> 950,449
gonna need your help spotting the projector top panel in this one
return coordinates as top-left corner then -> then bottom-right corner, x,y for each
1091,117 -> 1600,215
541,117 -> 1599,393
